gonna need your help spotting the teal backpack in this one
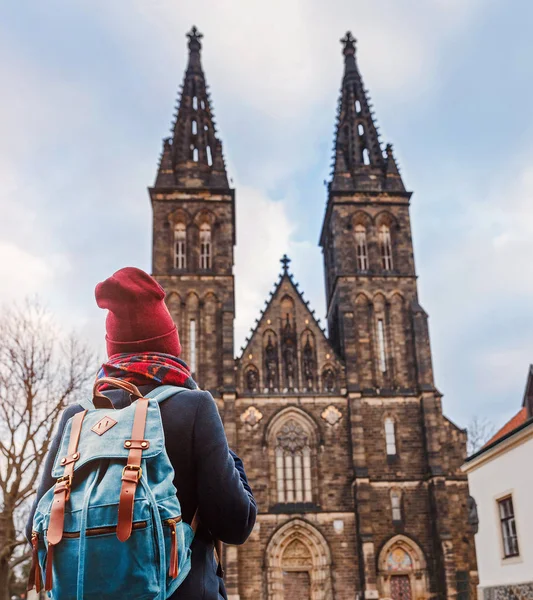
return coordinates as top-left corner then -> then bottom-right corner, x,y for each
29,378 -> 196,599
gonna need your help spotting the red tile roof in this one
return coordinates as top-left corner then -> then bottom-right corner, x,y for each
484,407 -> 528,448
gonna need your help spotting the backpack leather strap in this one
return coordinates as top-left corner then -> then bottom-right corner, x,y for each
93,377 -> 143,409
117,397 -> 149,542
47,410 -> 87,545
45,410 -> 87,591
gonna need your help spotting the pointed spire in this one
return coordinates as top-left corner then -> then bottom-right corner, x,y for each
331,32 -> 404,192
155,27 -> 230,189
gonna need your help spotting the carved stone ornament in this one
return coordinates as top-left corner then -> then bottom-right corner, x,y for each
277,420 -> 308,453
321,405 -> 342,426
282,539 -> 313,568
240,406 -> 263,428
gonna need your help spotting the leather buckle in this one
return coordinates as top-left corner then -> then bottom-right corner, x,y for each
122,465 -> 142,481
56,475 -> 72,488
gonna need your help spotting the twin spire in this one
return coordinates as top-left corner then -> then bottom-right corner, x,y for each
155,26 -> 229,189
155,27 -> 405,193
331,32 -> 405,193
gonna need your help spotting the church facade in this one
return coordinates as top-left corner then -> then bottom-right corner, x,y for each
150,27 -> 478,600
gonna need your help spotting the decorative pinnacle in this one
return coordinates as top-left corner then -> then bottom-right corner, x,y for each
341,31 -> 356,56
187,26 -> 203,52
280,254 -> 291,273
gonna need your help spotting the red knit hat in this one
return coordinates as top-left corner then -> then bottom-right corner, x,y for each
95,267 -> 181,358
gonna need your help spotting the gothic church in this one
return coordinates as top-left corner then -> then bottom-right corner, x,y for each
150,27 -> 477,600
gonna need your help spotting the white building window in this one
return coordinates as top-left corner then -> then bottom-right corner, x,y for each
355,224 -> 369,271
391,490 -> 402,522
199,223 -> 211,269
189,319 -> 197,374
276,420 -> 312,504
379,224 -> 393,271
498,496 -> 519,558
174,223 -> 186,269
377,319 -> 387,373
385,418 -> 397,456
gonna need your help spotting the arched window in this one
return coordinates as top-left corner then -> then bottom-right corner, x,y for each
377,318 -> 387,373
322,367 -> 336,392
391,490 -> 402,522
363,148 -> 370,165
245,366 -> 259,393
358,123 -> 364,136
355,224 -> 369,271
174,223 -> 186,269
191,120 -> 197,135
193,148 -> 199,162
301,332 -> 316,391
385,418 -> 397,456
355,99 -> 362,113
379,224 -> 393,270
199,223 -> 211,269
192,96 -> 198,110
275,419 -> 313,504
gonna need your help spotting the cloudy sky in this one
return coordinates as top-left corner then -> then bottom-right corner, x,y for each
1,0 -> 533,431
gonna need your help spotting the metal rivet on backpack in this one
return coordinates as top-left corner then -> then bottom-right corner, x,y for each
61,458 -> 66,465
125,441 -> 132,447
141,441 -> 148,448
73,453 -> 79,460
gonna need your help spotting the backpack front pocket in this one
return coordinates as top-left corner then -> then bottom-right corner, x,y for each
41,520 -> 160,600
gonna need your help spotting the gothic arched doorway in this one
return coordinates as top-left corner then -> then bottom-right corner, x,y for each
377,535 -> 429,600
265,519 -> 333,600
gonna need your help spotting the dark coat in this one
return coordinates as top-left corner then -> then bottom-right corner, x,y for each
27,385 -> 257,600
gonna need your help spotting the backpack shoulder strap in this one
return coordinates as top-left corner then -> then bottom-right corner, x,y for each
78,398 -> 95,410
145,385 -> 190,404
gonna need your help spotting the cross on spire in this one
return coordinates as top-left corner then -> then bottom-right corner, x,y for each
340,31 -> 356,55
187,25 -> 203,45
280,254 -> 291,273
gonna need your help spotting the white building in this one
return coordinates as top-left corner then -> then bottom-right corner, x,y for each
462,369 -> 533,600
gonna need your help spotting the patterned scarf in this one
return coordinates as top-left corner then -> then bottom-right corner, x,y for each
96,352 -> 198,391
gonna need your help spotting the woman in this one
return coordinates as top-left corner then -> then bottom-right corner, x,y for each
27,267 -> 256,599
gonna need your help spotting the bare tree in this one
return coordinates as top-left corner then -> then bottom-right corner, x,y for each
0,299 -> 95,599
467,415 -> 496,456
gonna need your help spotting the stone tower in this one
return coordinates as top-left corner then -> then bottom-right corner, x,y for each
150,26 -> 235,395
320,32 -> 434,395
151,28 -> 477,600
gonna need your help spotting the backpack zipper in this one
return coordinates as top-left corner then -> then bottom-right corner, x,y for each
166,517 -> 181,578
30,532 -> 42,592
61,520 -> 149,538
34,516 -> 181,541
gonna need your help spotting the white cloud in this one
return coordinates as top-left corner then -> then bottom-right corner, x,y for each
0,241 -> 69,301
418,151 -> 533,425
